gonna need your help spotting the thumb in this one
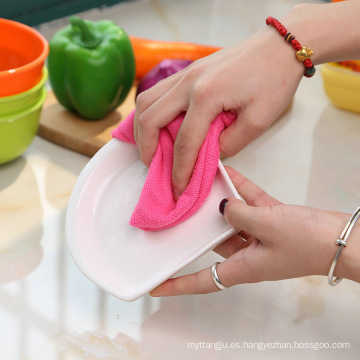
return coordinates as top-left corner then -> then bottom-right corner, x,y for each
222,198 -> 272,241
217,199 -> 276,285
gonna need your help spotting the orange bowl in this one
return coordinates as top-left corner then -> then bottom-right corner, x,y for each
0,18 -> 49,97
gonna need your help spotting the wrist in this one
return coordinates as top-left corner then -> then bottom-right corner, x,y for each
266,15 -> 316,77
281,1 -> 360,66
261,25 -> 304,81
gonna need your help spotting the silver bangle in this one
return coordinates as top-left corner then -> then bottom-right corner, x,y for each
328,206 -> 360,286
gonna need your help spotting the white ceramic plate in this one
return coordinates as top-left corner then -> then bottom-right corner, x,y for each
66,139 -> 242,301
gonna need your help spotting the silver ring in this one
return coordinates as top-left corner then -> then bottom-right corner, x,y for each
211,262 -> 227,290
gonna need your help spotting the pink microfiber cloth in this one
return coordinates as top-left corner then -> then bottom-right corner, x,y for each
112,109 -> 235,231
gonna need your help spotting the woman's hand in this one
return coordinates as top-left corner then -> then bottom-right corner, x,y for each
150,166 -> 356,297
134,27 -> 304,200
134,1 -> 360,201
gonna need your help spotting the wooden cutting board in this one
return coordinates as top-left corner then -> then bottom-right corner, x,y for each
38,86 -> 137,157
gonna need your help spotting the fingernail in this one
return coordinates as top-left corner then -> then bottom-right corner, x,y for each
173,188 -> 181,202
219,199 -> 228,215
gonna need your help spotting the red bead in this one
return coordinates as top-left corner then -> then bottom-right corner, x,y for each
266,16 -> 315,78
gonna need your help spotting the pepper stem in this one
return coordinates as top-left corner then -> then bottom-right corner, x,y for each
70,16 -> 102,49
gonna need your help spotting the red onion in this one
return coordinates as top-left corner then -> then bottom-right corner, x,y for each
136,59 -> 192,97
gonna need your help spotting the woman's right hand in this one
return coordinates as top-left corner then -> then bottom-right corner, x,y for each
134,26 -> 304,200
134,1 -> 360,201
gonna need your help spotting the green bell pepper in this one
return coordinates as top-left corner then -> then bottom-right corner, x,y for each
48,16 -> 135,120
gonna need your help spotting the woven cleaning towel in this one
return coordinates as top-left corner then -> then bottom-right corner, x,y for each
112,109 -> 235,231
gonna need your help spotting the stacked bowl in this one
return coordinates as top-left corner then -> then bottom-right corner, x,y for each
321,62 -> 360,114
0,18 -> 49,164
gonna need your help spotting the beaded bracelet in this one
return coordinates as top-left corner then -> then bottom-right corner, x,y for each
328,206 -> 360,286
266,16 -> 316,78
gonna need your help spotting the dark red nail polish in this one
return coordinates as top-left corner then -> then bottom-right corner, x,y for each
219,199 -> 228,215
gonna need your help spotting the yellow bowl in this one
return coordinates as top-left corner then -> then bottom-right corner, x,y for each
0,67 -> 48,117
321,63 -> 360,113
0,88 -> 47,164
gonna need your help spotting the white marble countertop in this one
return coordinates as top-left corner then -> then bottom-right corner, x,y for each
1,0 -> 360,359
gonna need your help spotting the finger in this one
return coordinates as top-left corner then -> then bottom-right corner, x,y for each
172,102 -> 220,198
224,166 -> 281,206
135,83 -> 188,167
134,72 -> 182,143
222,198 -> 276,242
150,265 -> 221,297
213,232 -> 255,259
150,250 -> 263,297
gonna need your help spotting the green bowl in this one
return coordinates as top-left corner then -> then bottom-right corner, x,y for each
0,87 -> 47,164
0,67 -> 48,117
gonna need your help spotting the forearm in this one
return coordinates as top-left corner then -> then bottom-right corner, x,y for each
280,0 -> 360,65
275,3 -> 360,283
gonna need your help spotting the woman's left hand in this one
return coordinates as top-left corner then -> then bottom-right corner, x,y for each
150,166 -> 351,296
